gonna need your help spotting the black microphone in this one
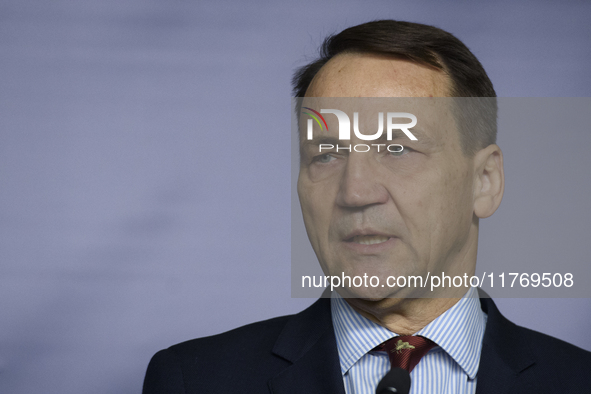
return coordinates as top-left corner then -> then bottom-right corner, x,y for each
376,367 -> 411,394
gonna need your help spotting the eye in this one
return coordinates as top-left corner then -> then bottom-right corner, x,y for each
313,153 -> 335,164
389,145 -> 408,157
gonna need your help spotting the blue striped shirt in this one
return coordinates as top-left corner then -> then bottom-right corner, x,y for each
331,287 -> 487,394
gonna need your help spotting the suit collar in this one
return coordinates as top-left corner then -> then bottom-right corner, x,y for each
269,295 -> 346,394
476,290 -> 536,393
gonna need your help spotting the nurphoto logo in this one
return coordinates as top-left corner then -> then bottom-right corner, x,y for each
302,108 -> 417,153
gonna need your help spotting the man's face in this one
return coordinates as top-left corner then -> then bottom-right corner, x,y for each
297,53 -> 479,299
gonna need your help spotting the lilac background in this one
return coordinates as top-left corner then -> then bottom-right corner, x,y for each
1,0 -> 590,392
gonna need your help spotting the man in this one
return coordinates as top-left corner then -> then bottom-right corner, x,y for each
143,20 -> 591,393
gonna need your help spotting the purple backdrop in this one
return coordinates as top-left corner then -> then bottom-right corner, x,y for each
1,0 -> 590,392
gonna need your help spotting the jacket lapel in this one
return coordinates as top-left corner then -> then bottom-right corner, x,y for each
476,292 -> 536,394
269,297 -> 346,394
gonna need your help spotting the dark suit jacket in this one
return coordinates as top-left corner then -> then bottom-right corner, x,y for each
143,295 -> 591,393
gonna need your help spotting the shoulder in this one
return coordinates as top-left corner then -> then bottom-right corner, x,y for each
142,297 -> 333,393
143,315 -> 293,393
518,324 -> 591,366
512,324 -> 591,393
168,313 -> 293,363
479,296 -> 591,392
481,296 -> 591,364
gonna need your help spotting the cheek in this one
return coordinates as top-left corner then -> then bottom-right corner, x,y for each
298,180 -> 331,238
401,163 -> 473,236
448,166 -> 474,212
432,165 -> 475,235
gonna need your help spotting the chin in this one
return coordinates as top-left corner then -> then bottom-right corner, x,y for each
338,285 -> 401,300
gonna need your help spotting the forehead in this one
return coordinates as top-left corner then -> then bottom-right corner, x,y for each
300,53 -> 461,153
305,53 -> 450,98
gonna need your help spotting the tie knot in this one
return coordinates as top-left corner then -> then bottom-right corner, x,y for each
377,335 -> 436,373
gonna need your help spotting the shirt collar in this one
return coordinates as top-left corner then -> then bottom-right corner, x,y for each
331,287 -> 486,379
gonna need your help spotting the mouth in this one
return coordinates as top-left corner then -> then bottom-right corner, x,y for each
348,235 -> 391,245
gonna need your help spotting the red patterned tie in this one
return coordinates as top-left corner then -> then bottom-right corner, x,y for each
376,335 -> 436,373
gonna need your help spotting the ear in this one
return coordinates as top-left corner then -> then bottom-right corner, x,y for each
473,144 -> 504,218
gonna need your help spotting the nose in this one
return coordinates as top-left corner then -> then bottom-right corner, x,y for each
335,153 -> 389,208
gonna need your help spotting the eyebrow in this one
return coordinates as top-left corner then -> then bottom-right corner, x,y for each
301,136 -> 341,148
384,128 -> 432,143
300,128 -> 433,147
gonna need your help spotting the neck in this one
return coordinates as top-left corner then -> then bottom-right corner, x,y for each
344,295 -> 464,335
